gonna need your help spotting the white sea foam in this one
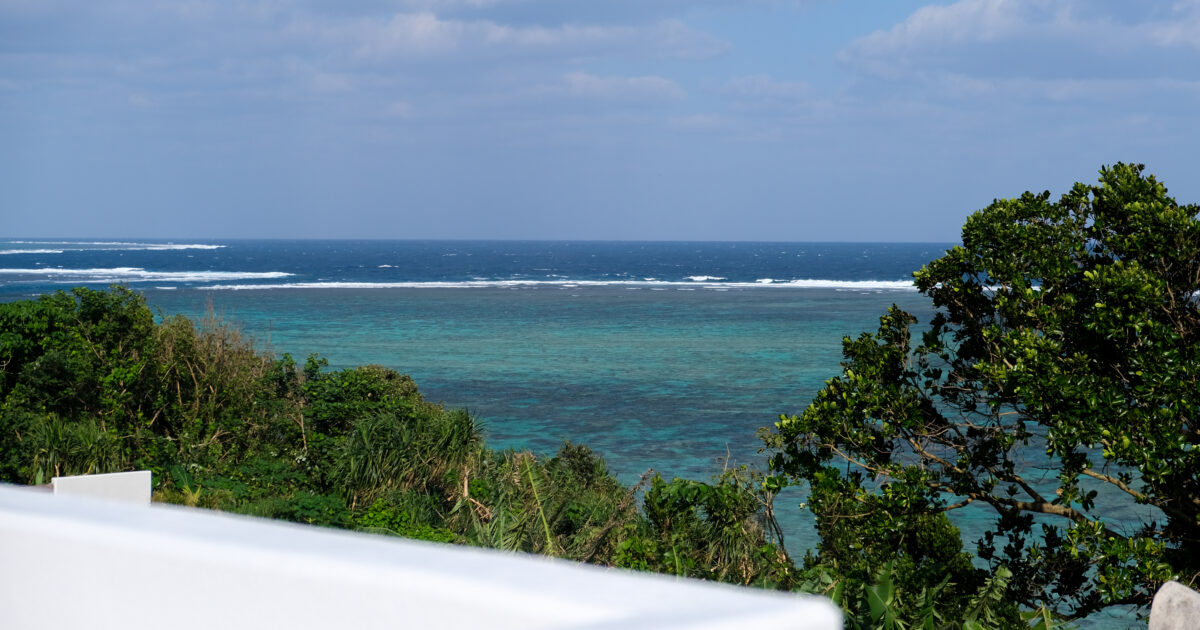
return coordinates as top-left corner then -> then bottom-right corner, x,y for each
378,264 -> 394,268
0,267 -> 292,283
686,275 -> 726,282
5,241 -> 224,251
197,278 -> 917,291
0,249 -> 65,255
122,244 -> 224,251
774,279 -> 915,290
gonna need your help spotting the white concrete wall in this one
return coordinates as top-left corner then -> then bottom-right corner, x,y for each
0,484 -> 843,630
52,470 -> 152,504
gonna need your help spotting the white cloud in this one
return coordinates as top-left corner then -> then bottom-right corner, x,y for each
357,12 -> 464,56
289,12 -> 726,61
836,0 -> 1200,110
385,100 -> 414,117
1140,1 -> 1200,48
838,0 -> 1077,77
564,72 -> 686,101
862,0 -> 1031,47
837,0 -> 1200,78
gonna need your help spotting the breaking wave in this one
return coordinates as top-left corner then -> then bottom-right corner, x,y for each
4,241 -> 224,251
199,278 -> 917,291
0,267 -> 292,283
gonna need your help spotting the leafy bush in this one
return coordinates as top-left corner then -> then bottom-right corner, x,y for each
355,498 -> 457,543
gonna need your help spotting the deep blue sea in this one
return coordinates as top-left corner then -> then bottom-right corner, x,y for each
0,239 -> 1139,627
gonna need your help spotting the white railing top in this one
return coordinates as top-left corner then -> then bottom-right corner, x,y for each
0,483 -> 842,630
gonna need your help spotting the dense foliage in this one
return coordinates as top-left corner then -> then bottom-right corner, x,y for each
763,163 -> 1199,621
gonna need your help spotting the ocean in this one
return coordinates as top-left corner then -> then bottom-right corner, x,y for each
0,239 -> 1138,627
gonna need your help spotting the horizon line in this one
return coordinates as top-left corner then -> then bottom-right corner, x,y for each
2,236 -> 960,245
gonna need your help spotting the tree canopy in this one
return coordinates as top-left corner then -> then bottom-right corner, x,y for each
763,163 -> 1199,619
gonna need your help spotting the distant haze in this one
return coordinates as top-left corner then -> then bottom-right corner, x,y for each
2,1 -> 1198,241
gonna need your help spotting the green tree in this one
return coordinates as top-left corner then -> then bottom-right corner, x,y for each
614,467 -> 796,589
763,163 -> 1197,620
0,286 -> 157,424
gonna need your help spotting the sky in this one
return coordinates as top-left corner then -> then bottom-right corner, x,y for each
2,0 -> 1199,241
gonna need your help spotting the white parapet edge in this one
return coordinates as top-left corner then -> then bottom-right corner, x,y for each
52,470 -> 152,504
0,484 -> 843,630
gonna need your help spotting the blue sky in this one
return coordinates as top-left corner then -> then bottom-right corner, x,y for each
2,0 -> 1198,241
